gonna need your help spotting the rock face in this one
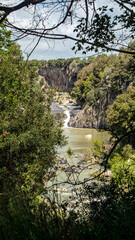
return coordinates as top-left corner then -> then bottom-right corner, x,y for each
69,91 -> 116,129
69,107 -> 108,129
38,66 -> 124,129
49,91 -> 117,130
38,66 -> 79,92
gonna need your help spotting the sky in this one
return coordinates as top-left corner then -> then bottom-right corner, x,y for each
0,0 -> 88,60
0,0 -> 122,60
20,39 -> 87,61
17,25 -> 89,60
1,0 -> 100,60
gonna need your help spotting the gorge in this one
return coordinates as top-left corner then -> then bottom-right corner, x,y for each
37,52 -> 134,130
33,52 -> 135,195
51,94 -> 110,155
1,17 -> 135,240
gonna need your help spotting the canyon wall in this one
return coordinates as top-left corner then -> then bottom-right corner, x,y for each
69,92 -> 116,129
38,66 -> 79,92
38,65 -> 133,130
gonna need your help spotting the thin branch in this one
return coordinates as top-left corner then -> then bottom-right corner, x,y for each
103,129 -> 135,170
114,0 -> 135,14
26,33 -> 43,59
36,33 -> 135,55
107,127 -> 120,141
1,0 -> 75,32
48,129 -> 135,187
8,19 -> 135,55
0,0 -> 45,23
42,0 -> 75,32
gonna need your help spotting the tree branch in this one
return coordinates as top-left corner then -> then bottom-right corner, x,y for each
85,0 -> 89,29
42,0 -> 75,32
114,0 -> 135,14
6,19 -> 135,55
48,129 -> 135,187
0,0 -> 45,23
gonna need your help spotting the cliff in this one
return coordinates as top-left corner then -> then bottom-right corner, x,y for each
38,52 -> 134,129
69,91 -> 116,129
38,65 -> 125,129
38,66 -> 79,92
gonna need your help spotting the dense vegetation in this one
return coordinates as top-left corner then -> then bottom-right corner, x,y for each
0,24 -> 66,239
0,24 -> 135,240
28,56 -> 95,71
71,46 -> 135,106
70,44 -> 135,130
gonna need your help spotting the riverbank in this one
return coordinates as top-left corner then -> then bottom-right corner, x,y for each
49,93 -> 111,195
51,92 -> 108,129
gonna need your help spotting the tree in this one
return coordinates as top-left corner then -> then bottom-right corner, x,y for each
106,87 -> 135,190
0,19 -> 11,51
110,145 -> 135,189
0,26 -> 65,212
0,1 -> 135,56
107,86 -> 135,146
71,53 -> 116,104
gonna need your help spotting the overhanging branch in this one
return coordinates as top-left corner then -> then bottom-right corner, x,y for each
48,129 -> 135,187
0,0 -> 46,23
1,0 -> 135,56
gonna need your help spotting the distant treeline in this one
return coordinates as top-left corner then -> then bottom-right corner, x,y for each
28,56 -> 95,70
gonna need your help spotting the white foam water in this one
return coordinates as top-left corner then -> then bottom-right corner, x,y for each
63,110 -> 70,128
85,134 -> 92,140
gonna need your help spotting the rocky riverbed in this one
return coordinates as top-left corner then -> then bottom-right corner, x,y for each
51,93 -> 108,129
48,93 -> 111,208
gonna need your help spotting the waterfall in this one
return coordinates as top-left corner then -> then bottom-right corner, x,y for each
63,110 -> 70,128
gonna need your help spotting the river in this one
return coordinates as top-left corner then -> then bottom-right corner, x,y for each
47,103 -> 110,195
58,106 -> 110,155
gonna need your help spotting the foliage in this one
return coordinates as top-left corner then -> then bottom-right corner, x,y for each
45,57 -> 95,70
39,77 -> 45,87
92,139 -> 105,160
107,86 -> 135,146
1,181 -> 134,240
69,59 -> 78,70
28,57 -> 95,73
110,145 -> 135,189
71,54 -> 116,104
0,22 -> 135,240
72,1 -> 135,54
80,182 -> 135,240
28,59 -> 46,68
67,146 -> 73,156
47,58 -> 67,68
107,86 -> 135,189
0,20 -> 11,52
71,46 -> 135,119
0,26 -> 65,216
